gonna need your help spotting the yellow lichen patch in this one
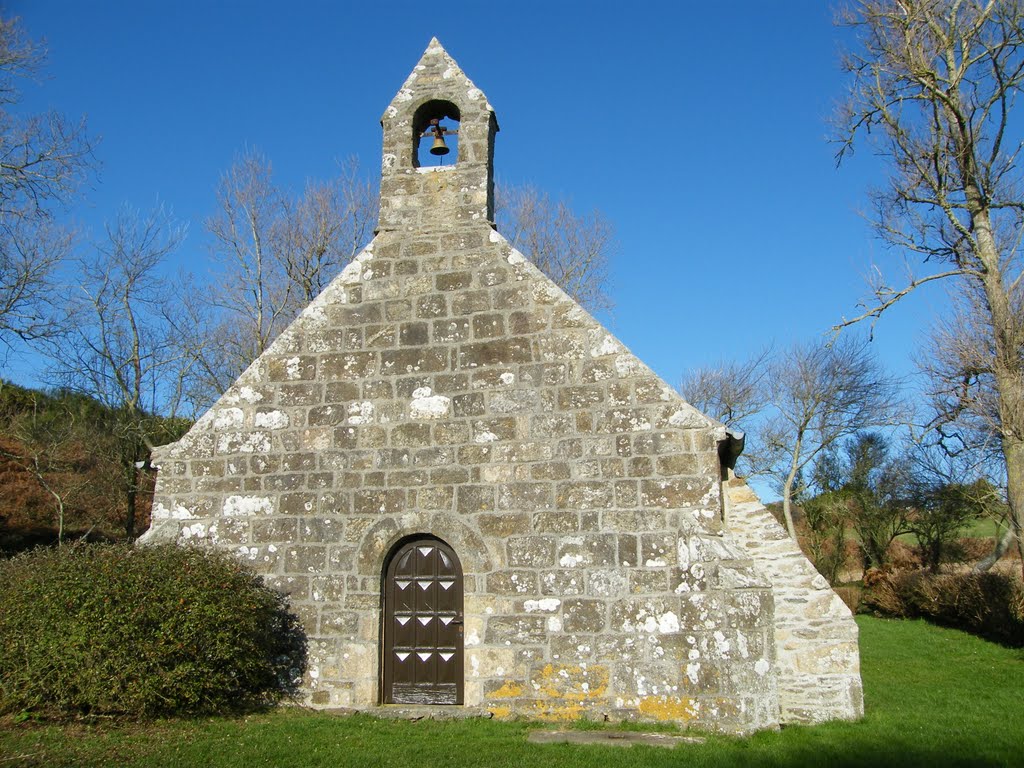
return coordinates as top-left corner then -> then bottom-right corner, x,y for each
533,663 -> 609,701
532,701 -> 585,721
488,705 -> 513,719
486,680 -> 524,699
638,695 -> 697,722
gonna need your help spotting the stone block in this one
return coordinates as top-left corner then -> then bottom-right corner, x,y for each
457,484 -> 495,514
477,512 -> 531,538
531,461 -> 571,481
451,289 -> 490,314
252,517 -> 298,542
380,348 -> 449,375
284,545 -> 327,574
311,574 -> 347,602
531,510 -> 578,533
510,311 -> 547,335
399,321 -> 429,346
417,295 -> 447,318
485,615 -> 547,644
320,353 -> 378,380
487,570 -> 538,595
507,536 -> 556,567
497,482 -> 553,511
556,534 -> 617,568
412,485 -> 454,510
353,490 -> 406,515
364,325 -> 396,348
436,271 -> 473,291
459,339 -> 532,368
641,478 -> 717,509
472,313 -> 505,338
555,481 -> 613,509
433,318 -> 470,342
452,392 -> 485,416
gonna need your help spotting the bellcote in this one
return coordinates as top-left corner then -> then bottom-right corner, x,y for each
378,39 -> 499,233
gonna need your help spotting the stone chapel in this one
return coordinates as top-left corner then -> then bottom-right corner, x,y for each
142,39 -> 863,733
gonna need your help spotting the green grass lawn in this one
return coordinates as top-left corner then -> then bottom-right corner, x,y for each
2,617 -> 1023,768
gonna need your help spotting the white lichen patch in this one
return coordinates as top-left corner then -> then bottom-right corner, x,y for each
590,334 -> 622,358
499,372 -> 515,385
474,430 -> 498,443
524,598 -> 561,612
347,401 -> 374,425
179,522 -> 208,541
559,553 -> 582,568
668,403 -> 706,428
217,432 -> 271,454
254,410 -> 289,429
285,357 -> 302,380
410,387 -> 451,419
737,632 -> 749,659
613,355 -> 639,377
712,630 -> 731,658
754,659 -> 770,676
659,612 -> 680,633
152,502 -> 194,521
221,386 -> 264,406
222,495 -> 274,517
213,408 -> 243,430
339,251 -> 373,285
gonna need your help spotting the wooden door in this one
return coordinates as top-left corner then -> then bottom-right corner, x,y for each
382,538 -> 463,704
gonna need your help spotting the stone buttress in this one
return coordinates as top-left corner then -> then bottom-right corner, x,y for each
143,38 -> 862,732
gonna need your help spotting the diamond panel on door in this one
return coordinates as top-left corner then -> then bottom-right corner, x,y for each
383,537 -> 463,704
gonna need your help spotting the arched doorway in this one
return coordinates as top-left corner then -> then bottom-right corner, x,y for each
382,536 -> 464,704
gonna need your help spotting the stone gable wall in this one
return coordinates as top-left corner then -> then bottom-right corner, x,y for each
145,226 -> 780,733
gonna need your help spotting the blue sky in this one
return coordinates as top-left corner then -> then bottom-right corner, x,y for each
7,0 -> 938,396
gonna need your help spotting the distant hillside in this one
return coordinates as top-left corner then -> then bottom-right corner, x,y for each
0,381 -> 189,554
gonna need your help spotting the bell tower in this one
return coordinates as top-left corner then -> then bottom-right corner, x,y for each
378,39 -> 499,233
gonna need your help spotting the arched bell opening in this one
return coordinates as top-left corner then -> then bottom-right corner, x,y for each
413,100 -> 461,168
380,534 -> 464,704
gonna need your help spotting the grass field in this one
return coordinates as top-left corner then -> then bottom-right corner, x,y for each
2,617 -> 1022,768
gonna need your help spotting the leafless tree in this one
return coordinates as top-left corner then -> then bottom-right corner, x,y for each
497,183 -> 616,315
679,347 -> 774,477
763,336 -> 902,539
46,206 -> 193,537
0,15 -> 93,347
0,399 -> 91,545
191,150 -> 376,405
835,0 -> 1024,574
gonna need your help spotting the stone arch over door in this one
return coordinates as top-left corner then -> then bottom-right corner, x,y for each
381,535 -> 464,705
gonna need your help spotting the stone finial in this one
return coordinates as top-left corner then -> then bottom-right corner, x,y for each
378,39 -> 499,233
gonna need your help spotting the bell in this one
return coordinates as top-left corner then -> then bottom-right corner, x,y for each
430,134 -> 450,156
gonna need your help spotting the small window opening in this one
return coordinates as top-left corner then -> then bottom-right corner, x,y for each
414,100 -> 460,168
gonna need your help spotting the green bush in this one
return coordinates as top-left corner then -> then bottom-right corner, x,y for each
0,543 -> 306,718
862,568 -> 1024,646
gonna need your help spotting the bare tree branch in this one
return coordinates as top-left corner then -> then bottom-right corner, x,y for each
0,15 -> 93,347
496,183 -> 616,316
